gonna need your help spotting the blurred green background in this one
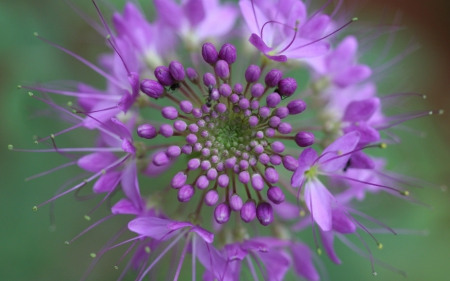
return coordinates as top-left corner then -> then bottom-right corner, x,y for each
1,0 -> 449,280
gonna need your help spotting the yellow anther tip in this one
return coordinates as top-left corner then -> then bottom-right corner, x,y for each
32,206 -> 38,211
28,92 -> 34,97
7,145 -> 13,150
401,191 -> 409,196
379,143 -> 387,149
352,17 -> 358,21
33,32 -> 38,37
317,248 -> 322,255
377,243 -> 383,249
84,215 -> 91,221
90,253 -> 96,258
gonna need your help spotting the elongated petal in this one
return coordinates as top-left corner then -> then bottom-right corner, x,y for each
344,123 -> 380,144
291,148 -> 317,187
77,152 -> 117,172
110,117 -> 133,141
305,177 -> 333,231
191,226 -> 214,243
300,14 -> 330,40
326,36 -> 358,71
333,65 -> 372,87
128,217 -> 172,239
153,0 -> 183,29
121,160 -> 143,211
111,198 -> 140,215
332,208 -> 356,233
196,5 -> 238,41
265,53 -> 287,62
320,230 -> 341,265
184,0 -> 205,27
292,243 -> 320,280
239,0 -> 270,35
319,131 -> 360,173
349,151 -> 375,169
283,40 -> 330,59
93,171 -> 121,193
257,249 -> 291,281
343,98 -> 380,122
225,243 -> 247,261
249,33 -> 273,53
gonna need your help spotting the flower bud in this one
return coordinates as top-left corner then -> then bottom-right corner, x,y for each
166,145 -> 181,157
265,69 -> 283,87
140,79 -> 164,99
238,171 -> 250,184
202,43 -> 219,65
203,73 -> 216,87
174,120 -> 187,132
230,194 -> 243,211
205,189 -> 219,206
267,186 -> 285,204
196,175 -> 210,189
153,151 -> 170,166
214,203 -> 231,224
217,174 -> 229,188
251,173 -> 264,191
219,43 -> 237,64
159,124 -> 173,138
245,65 -> 261,83
250,83 -> 264,98
219,84 -> 232,97
240,200 -> 257,222
269,116 -> 281,128
161,106 -> 179,120
178,184 -> 194,202
233,83 -> 243,94
278,123 -> 292,134
154,66 -> 175,86
171,172 -> 187,188
265,167 -> 279,184
271,141 -> 285,153
287,99 -> 306,115
266,93 -> 281,108
295,132 -> 315,147
282,155 -> 298,171
215,60 -> 230,79
186,67 -> 198,83
274,107 -> 289,119
169,60 -> 185,81
256,202 -> 274,226
137,124 -> 157,139
278,77 -> 297,97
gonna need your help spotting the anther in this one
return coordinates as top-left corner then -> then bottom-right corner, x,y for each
17,85 -> 22,89
28,92 -> 34,97
377,242 -> 383,250
400,191 -> 409,196
84,215 -> 91,221
379,143 -> 387,149
90,253 -> 97,258
33,32 -> 38,37
64,241 -> 70,245
32,206 -> 38,211
145,246 -> 151,254
7,145 -> 13,150
114,266 -> 119,270
317,248 -> 322,255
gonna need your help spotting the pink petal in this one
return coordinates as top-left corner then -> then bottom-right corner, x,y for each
191,226 -> 214,243
121,160 -> 143,211
92,171 -> 121,193
111,198 -> 140,215
249,33 -> 273,53
183,0 -> 206,27
304,177 -> 333,231
291,148 -> 317,187
326,36 -> 358,71
196,5 -> 238,41
320,230 -> 341,265
292,243 -> 320,280
319,131 -> 360,173
333,65 -> 372,87
77,152 -> 117,172
153,0 -> 183,29
343,123 -> 380,144
128,217 -> 172,240
343,98 -> 380,122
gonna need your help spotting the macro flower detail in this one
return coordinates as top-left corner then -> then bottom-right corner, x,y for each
9,0 -> 446,280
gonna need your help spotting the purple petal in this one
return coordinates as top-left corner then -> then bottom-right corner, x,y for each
300,14 -> 330,40
110,117 -> 133,141
225,243 -> 247,261
292,243 -> 320,281
343,123 -> 380,144
239,0 -> 270,35
153,0 -> 183,29
128,217 -> 172,240
319,230 -> 341,265
121,138 -> 136,154
291,148 -> 317,187
117,90 -> 134,113
121,160 -> 143,211
333,65 -> 372,87
111,198 -> 140,215
326,36 -> 358,71
332,208 -> 356,234
77,152 -> 117,172
343,98 -> 380,122
349,151 -> 375,169
143,149 -> 176,177
265,53 -> 287,62
282,40 -> 330,59
319,131 -> 360,173
167,221 -> 193,230
93,171 -> 121,193
195,237 -> 228,280
183,0 -> 205,27
128,72 -> 140,99
273,200 -> 300,220
249,33 -> 273,53
190,226 -> 214,243
196,5 -> 238,41
257,249 -> 291,281
305,178 -> 333,231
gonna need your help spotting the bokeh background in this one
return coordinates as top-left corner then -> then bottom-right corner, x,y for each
1,0 -> 449,280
